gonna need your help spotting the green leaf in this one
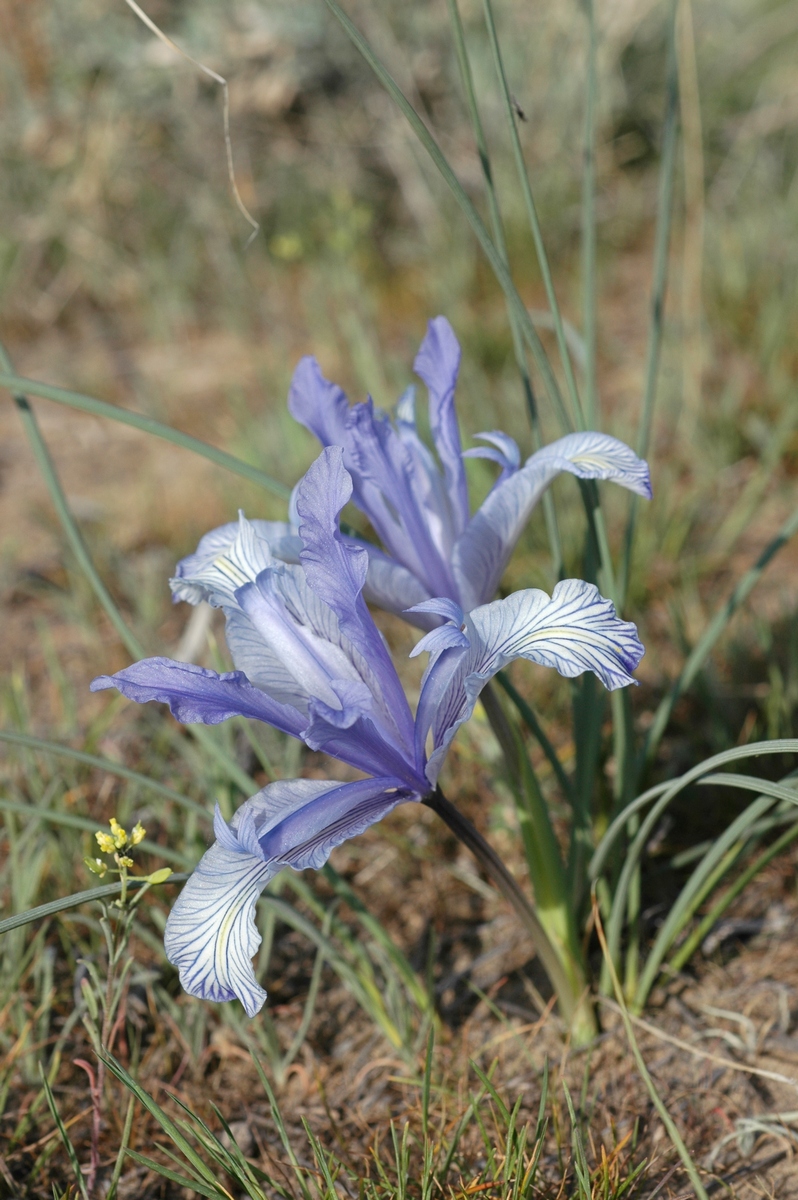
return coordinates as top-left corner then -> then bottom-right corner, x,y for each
0,369 -> 289,500
0,873 -> 188,937
0,728 -> 210,817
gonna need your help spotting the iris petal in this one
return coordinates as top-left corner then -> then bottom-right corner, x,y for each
417,580 -> 644,784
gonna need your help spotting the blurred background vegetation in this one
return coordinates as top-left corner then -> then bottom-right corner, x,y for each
2,0 -> 798,1194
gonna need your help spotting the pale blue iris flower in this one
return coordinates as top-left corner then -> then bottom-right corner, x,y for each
92,447 -> 644,1015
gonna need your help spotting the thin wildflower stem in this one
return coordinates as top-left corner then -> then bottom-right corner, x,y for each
425,787 -> 593,1035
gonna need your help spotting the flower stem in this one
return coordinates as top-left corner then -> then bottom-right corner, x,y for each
424,788 -> 595,1040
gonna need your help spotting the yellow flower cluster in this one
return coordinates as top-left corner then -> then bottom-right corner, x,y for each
95,817 -> 146,855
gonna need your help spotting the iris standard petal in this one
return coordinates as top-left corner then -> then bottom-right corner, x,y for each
453,431 -> 652,610
288,356 -> 352,451
90,658 -> 306,737
360,545 -> 433,622
164,777 -> 418,1014
417,580 -> 643,785
413,317 -> 469,537
295,446 -> 416,753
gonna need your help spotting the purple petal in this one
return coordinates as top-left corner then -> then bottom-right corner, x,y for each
295,447 -> 416,754
90,657 -> 306,737
453,431 -> 652,609
164,776 -> 419,1015
417,580 -> 644,785
413,317 -> 469,537
288,356 -> 351,451
361,544 -> 433,621
409,624 -> 470,660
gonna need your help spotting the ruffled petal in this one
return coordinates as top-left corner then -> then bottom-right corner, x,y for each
361,545 -> 433,622
413,317 -> 469,537
90,657 -> 306,737
417,580 -> 644,785
171,516 -> 301,608
165,777 -> 419,1015
453,431 -> 652,609
164,814 -> 275,1017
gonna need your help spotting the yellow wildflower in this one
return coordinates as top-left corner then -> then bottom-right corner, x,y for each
95,831 -> 116,855
109,817 -> 127,848
130,822 -> 146,846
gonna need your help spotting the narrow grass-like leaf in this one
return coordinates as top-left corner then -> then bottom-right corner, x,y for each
670,819 -> 798,972
0,874 -> 187,937
100,1050 -> 232,1193
320,0 -> 571,430
0,729 -> 209,817
0,369 -> 289,499
594,740 -> 798,973
581,0 -> 598,426
640,507 -> 798,773
0,798 -> 190,866
124,1150 -> 224,1198
38,1066 -> 90,1200
619,0 -> 679,606
593,896 -> 710,1200
634,789 -> 776,1009
496,672 -> 574,805
482,0 -> 583,426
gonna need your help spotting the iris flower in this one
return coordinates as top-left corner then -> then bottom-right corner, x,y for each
92,447 -> 643,1016
285,315 -> 652,621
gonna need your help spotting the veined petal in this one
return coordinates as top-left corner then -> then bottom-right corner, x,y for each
453,431 -> 652,609
413,317 -> 469,537
288,356 -> 352,451
171,515 -> 302,608
361,545 -> 433,622
462,430 -> 521,475
303,688 -> 427,787
417,580 -> 643,785
295,447 -> 416,753
164,822 -> 275,1017
165,778 -> 418,1015
90,657 -> 306,737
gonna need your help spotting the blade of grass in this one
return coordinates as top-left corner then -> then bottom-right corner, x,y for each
592,895 -> 710,1200
634,788 -> 777,1008
581,0 -> 598,426
123,1150 -> 224,1198
481,0 -> 584,427
0,368 -> 288,500
38,1067 -> 89,1200
670,818 -> 798,973
594,740 -> 798,972
0,729 -> 209,817
446,0 -> 563,575
495,672 -> 575,805
0,874 -> 187,937
0,797 -> 190,866
320,0 -> 571,431
640,504 -> 798,774
619,0 -> 679,606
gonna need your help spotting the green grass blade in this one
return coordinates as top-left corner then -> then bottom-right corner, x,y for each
38,1067 -> 90,1200
697,772 -> 798,806
619,0 -> 679,605
320,0 -> 571,431
124,1150 -> 224,1198
595,740 -> 798,972
670,819 -> 798,973
0,729 -> 209,817
0,874 -> 187,937
482,0 -> 583,427
634,790 -> 776,1008
640,505 -> 798,773
593,898 -> 710,1200
99,1050 -> 230,1191
496,672 -> 574,805
7,381 -> 144,661
0,797 -> 190,866
581,0 -> 598,426
0,369 -> 289,500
